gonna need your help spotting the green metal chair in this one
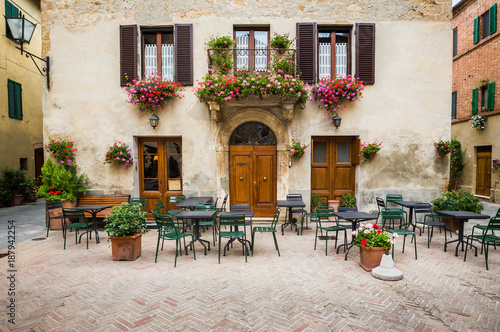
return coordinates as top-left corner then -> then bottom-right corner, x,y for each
464,216 -> 500,270
470,208 -> 500,254
46,201 -> 64,238
168,195 -> 186,215
218,213 -> 248,263
385,194 -> 407,229
252,208 -> 281,256
195,203 -> 217,245
154,200 -> 168,214
430,200 -> 455,238
414,203 -> 447,248
62,208 -> 94,250
314,206 -> 347,256
153,212 -> 195,267
129,197 -> 146,211
301,198 -> 325,235
382,209 -> 417,260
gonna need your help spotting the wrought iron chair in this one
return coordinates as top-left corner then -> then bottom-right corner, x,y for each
464,216 -> 500,270
46,201 -> 64,237
153,212 -> 195,267
252,208 -> 281,256
314,206 -> 347,256
218,213 -> 248,263
382,209 -> 417,260
62,208 -> 94,250
414,203 -> 447,248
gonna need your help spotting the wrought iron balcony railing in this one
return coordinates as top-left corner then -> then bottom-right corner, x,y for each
207,48 -> 297,77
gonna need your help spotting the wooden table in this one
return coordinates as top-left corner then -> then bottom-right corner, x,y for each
334,211 -> 378,260
436,211 -> 490,256
277,200 -> 305,236
176,210 -> 217,255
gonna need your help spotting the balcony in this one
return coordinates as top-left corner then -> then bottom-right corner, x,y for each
207,48 -> 297,77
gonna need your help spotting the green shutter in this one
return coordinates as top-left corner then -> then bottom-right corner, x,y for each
473,16 -> 480,44
5,1 -> 18,18
490,4 -> 497,35
14,82 -> 22,120
472,87 -> 478,114
452,91 -> 457,120
487,82 -> 495,111
7,80 -> 16,118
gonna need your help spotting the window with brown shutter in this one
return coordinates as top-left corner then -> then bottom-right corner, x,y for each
317,27 -> 351,80
120,25 -> 137,87
174,24 -> 193,86
355,23 -> 375,85
141,28 -> 174,80
296,23 -> 317,84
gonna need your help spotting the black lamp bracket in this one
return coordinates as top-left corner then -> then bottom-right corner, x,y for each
17,46 -> 50,89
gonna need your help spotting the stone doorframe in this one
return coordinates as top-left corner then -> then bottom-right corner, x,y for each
215,107 -> 289,205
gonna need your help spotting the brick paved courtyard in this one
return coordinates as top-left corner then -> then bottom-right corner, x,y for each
1,220 -> 499,331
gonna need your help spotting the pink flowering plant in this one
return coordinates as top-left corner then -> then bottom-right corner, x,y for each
493,159 -> 499,170
45,137 -> 76,166
287,136 -> 309,160
434,138 -> 452,155
206,33 -> 236,75
104,141 -> 134,170
352,222 -> 396,250
360,139 -> 382,164
269,32 -> 295,50
124,74 -> 184,113
194,72 -> 308,108
310,75 -> 364,116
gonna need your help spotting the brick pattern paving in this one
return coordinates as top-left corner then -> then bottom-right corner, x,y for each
1,223 -> 499,331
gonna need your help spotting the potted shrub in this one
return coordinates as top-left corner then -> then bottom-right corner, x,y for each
104,203 -> 149,261
0,184 -> 13,208
431,189 -> 484,232
340,194 -> 356,207
353,222 -> 397,271
1,168 -> 28,206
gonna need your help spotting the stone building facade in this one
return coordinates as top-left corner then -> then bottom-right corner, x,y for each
452,0 -> 499,203
1,0 -> 43,180
41,0 -> 452,215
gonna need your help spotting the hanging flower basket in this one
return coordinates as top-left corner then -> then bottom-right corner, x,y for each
469,115 -> 487,131
104,141 -> 134,170
360,139 -> 382,164
287,136 -> 309,160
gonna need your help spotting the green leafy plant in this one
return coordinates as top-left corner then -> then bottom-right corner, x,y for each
194,72 -> 308,108
310,75 -> 365,115
0,185 -> 13,203
124,74 -> 184,113
434,138 -> 452,155
469,115 -> 487,131
37,159 -> 90,202
271,54 -> 295,75
493,158 -> 499,170
104,203 -> 149,237
340,194 -> 356,206
359,139 -> 382,164
269,33 -> 295,50
1,168 -> 28,195
352,222 -> 396,250
205,33 -> 236,75
287,136 -> 309,160
431,188 -> 484,214
104,141 -> 134,170
45,137 -> 76,166
310,194 -> 322,209
448,140 -> 465,190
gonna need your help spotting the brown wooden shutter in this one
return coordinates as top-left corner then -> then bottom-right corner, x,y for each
351,138 -> 361,165
355,23 -> 375,85
120,25 -> 137,87
296,23 -> 317,84
175,24 -> 193,86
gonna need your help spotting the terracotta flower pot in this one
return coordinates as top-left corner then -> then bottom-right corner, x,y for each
110,233 -> 142,261
359,246 -> 387,272
369,152 -> 377,160
9,194 -> 23,206
49,201 -> 77,230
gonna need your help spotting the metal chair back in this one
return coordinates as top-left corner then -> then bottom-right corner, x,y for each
230,202 -> 251,212
271,208 -> 281,229
168,195 -> 186,210
286,194 -> 302,201
338,205 -> 358,212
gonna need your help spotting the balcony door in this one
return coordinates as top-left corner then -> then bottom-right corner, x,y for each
229,122 -> 276,217
234,28 -> 269,72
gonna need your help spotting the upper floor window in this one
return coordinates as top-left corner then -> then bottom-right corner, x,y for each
142,29 -> 174,81
234,28 -> 269,72
318,28 -> 350,80
453,28 -> 458,56
5,0 -> 19,41
474,4 -> 497,44
7,79 -> 23,120
120,24 -> 193,87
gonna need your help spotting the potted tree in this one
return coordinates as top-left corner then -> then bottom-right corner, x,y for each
353,222 -> 396,271
1,168 -> 28,206
104,203 -> 149,261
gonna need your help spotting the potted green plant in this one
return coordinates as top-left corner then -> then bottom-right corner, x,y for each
287,136 -> 309,161
0,184 -> 13,207
1,168 -> 28,206
104,203 -> 149,261
104,141 -> 134,170
353,222 -> 396,271
340,194 -> 356,207
431,189 -> 484,232
359,139 -> 382,164
433,138 -> 452,158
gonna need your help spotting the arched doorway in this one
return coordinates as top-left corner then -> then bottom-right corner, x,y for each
229,122 -> 277,216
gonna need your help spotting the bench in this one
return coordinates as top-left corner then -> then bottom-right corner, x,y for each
78,195 -> 130,219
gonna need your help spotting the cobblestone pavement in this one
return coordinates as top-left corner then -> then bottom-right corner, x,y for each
1,208 -> 499,332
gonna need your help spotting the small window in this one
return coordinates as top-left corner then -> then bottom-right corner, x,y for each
453,28 -> 458,56
7,79 -> 23,120
337,141 -> 350,163
482,11 -> 490,39
20,158 -> 28,171
480,85 -> 488,111
141,29 -> 174,81
313,141 -> 327,164
452,91 -> 457,120
318,27 -> 351,80
234,27 -> 269,72
166,139 -> 182,191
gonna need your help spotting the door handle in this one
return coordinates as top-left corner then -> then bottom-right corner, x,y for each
240,176 -> 243,181
263,176 -> 267,181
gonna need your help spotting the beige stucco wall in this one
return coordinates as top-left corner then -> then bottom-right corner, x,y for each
1,0 -> 43,179
452,116 -> 500,204
41,0 -> 452,211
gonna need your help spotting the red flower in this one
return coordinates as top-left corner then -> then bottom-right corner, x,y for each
377,230 -> 382,234
373,224 -> 379,229
360,238 -> 367,246
50,187 -> 54,190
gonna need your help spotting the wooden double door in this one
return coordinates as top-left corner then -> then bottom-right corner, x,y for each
311,136 -> 360,203
476,148 -> 492,196
230,145 -> 276,217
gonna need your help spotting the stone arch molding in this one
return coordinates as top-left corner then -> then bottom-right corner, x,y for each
215,107 -> 289,203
